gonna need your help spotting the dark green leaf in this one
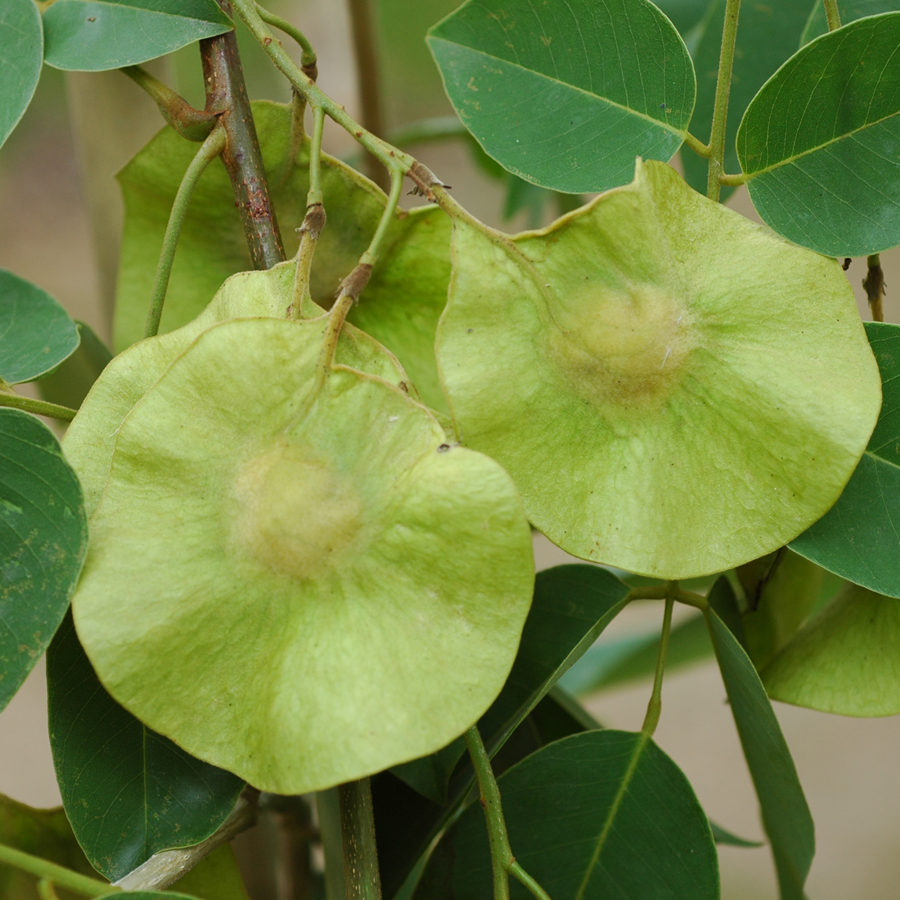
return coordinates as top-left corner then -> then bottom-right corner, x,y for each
47,613 -> 244,882
37,321 -> 112,411
681,0 -> 813,198
738,13 -> 900,256
792,322 -> 900,597
0,410 -> 86,713
0,271 -> 80,385
114,101 -> 452,413
801,0 -> 899,44
43,0 -> 232,71
0,0 -> 42,150
706,579 -> 814,900
378,565 -> 630,896
710,821 -> 764,848
559,610 -> 712,694
427,0 -> 696,193
415,730 -> 719,900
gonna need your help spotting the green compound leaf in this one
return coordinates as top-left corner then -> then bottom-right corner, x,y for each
71,317 -> 533,794
415,730 -> 719,900
680,0 -> 812,198
115,101 -> 451,412
0,271 -> 80,385
393,564 -> 631,805
763,582 -> 900,716
801,0 -> 899,44
42,0 -> 232,72
738,13 -> 900,257
791,323 -> 900,598
427,0 -> 696,193
0,409 -> 87,714
436,159 -> 881,578
47,612 -> 244,882
706,579 -> 814,900
0,0 -> 42,150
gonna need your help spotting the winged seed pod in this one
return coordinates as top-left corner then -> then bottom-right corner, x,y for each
69,315 -> 534,793
435,159 -> 882,578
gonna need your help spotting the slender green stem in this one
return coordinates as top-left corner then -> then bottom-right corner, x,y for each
465,727 -> 551,900
510,862 -> 552,900
824,0 -> 842,31
121,66 -> 218,141
0,390 -> 77,421
718,171 -> 748,187
360,169 -> 403,268
337,779 -> 382,900
626,585 -> 670,602
144,124 -> 226,339
255,2 -> 316,68
863,254 -> 885,322
38,880 -> 61,900
641,594 -> 675,737
0,843 -> 114,897
273,89 -> 308,193
289,108 -> 327,321
466,727 -> 512,900
683,131 -> 711,158
706,0 -> 741,202
229,0 -> 417,179
674,588 -> 708,612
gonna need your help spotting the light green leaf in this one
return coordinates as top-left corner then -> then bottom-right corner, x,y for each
415,730 -> 719,900
706,579 -> 814,900
47,612 -> 244,882
427,0 -> 696,193
739,549 -> 825,670
37,321 -> 112,411
114,101 -> 451,412
0,0 -> 42,150
738,13 -> 900,256
801,0 -> 899,44
71,317 -> 534,794
763,583 -> 900,716
436,159 -> 881,577
43,0 -> 232,72
791,323 -> 900,597
0,271 -> 80,385
680,0 -> 812,198
0,410 -> 87,713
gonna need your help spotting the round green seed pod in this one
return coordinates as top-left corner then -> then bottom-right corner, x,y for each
436,160 -> 882,578
71,316 -> 534,793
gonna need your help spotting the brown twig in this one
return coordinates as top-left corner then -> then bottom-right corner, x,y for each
200,0 -> 285,269
347,0 -> 390,192
863,254 -> 885,322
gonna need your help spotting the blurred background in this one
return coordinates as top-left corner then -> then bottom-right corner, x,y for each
1,1 -> 899,897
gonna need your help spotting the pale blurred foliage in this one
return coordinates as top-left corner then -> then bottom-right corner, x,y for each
0,3 -> 898,898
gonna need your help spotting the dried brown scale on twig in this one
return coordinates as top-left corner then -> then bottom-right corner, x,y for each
339,263 -> 374,302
